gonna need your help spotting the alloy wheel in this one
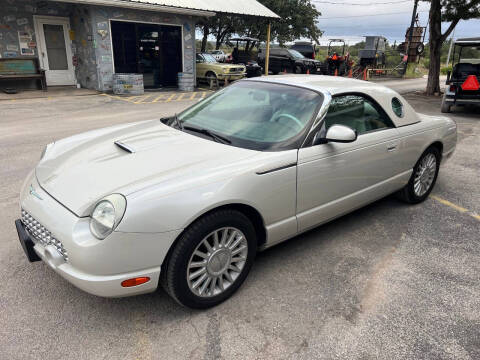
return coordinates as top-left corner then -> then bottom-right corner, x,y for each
414,153 -> 437,197
187,227 -> 248,297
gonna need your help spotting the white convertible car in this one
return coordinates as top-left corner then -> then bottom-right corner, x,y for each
16,76 -> 457,308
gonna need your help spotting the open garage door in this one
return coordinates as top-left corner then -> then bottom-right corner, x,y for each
111,21 -> 183,88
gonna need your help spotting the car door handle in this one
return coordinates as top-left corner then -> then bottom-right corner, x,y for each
387,145 -> 397,152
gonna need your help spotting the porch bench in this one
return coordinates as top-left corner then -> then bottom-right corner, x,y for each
0,58 -> 47,91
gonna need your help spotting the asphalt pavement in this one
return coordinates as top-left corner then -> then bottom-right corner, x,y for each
0,79 -> 479,360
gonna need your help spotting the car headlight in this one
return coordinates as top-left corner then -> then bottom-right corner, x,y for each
40,142 -> 55,160
90,194 -> 127,239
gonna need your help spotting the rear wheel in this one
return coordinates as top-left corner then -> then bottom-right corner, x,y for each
295,65 -> 303,74
397,146 -> 441,204
161,209 -> 257,309
441,96 -> 451,113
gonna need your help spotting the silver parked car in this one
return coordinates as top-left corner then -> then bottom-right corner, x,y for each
16,75 -> 457,308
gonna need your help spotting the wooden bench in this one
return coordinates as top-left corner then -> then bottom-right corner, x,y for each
0,57 -> 47,91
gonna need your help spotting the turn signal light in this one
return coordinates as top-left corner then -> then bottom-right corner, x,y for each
121,277 -> 150,287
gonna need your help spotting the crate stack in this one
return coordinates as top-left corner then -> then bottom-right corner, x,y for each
112,74 -> 144,95
177,72 -> 194,92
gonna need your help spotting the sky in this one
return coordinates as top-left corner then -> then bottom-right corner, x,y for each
313,0 -> 480,44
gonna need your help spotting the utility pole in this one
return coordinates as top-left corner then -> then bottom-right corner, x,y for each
405,0 -> 419,70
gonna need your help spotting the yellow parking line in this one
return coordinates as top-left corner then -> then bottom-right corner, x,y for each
134,95 -> 152,104
152,94 -> 166,103
430,195 -> 479,221
165,93 -> 176,102
189,92 -> 196,100
430,195 -> 468,213
176,93 -> 185,101
201,92 -> 207,98
471,214 -> 480,221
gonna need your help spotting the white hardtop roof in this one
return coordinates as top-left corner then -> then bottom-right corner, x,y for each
244,75 -> 419,127
57,0 -> 279,18
246,75 -> 391,96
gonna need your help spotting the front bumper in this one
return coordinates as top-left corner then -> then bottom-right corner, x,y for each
217,73 -> 246,80
17,171 -> 182,297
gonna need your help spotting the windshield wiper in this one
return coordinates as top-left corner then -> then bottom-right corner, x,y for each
183,125 -> 231,144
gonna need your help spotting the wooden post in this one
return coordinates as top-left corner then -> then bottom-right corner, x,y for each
265,23 -> 271,76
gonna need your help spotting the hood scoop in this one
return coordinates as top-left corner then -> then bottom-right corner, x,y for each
114,140 -> 135,154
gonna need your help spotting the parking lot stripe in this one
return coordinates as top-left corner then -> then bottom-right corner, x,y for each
189,92 -> 196,100
176,93 -> 185,101
430,195 -> 468,213
134,95 -> 152,104
152,94 -> 166,103
165,94 -> 176,102
430,195 -> 479,221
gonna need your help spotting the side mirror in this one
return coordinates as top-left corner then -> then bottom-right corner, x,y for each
325,125 -> 357,143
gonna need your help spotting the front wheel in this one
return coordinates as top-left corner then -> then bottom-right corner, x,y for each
397,146 -> 441,204
161,209 -> 257,309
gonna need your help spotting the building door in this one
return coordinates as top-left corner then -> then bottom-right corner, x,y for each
34,16 -> 75,86
111,21 -> 182,88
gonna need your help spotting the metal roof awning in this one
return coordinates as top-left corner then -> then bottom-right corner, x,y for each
52,0 -> 280,18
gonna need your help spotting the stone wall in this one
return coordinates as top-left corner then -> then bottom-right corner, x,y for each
0,0 -> 196,91
70,5 -> 97,89
0,0 -> 73,88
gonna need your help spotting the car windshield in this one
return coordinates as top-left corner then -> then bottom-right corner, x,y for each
202,54 -> 217,63
288,49 -> 305,59
177,81 -> 322,151
211,51 -> 221,54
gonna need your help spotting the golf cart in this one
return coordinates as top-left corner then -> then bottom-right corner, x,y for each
442,37 -> 480,113
321,39 -> 353,76
226,37 -> 263,78
359,36 -> 387,68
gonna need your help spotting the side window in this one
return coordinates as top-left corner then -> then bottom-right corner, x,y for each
324,94 -> 395,135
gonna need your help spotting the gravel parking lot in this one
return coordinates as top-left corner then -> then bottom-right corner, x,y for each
0,85 -> 479,359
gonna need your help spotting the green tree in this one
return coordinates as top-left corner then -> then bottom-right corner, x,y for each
238,0 -> 322,45
196,0 -> 322,53
197,15 -> 240,52
423,0 -> 480,95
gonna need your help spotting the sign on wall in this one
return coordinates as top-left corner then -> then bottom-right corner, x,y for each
18,31 -> 34,56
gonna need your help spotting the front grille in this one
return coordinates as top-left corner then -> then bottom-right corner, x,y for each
229,67 -> 243,73
21,209 -> 68,261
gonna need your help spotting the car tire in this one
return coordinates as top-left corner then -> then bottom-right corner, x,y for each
441,97 -> 451,113
397,146 -> 441,204
295,65 -> 303,74
206,71 -> 217,82
161,209 -> 257,309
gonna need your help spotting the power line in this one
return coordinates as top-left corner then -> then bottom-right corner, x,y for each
317,10 -> 428,19
313,0 -> 412,5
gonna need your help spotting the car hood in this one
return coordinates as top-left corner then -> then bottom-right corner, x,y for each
36,120 -> 258,217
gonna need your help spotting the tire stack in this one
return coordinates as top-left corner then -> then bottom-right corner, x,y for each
112,74 -> 144,95
177,72 -> 194,92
